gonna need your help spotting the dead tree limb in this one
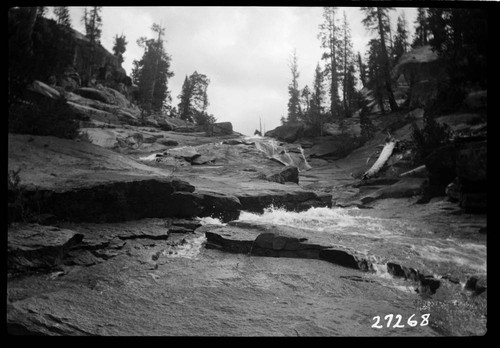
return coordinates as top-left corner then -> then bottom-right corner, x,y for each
362,136 -> 397,180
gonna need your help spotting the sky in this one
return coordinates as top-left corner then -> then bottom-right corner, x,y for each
48,6 -> 418,136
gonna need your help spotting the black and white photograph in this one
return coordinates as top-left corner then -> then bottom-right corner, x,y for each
7,2 -> 489,337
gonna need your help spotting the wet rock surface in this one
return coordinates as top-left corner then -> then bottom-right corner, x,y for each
6,218 -> 440,336
7,106 -> 487,336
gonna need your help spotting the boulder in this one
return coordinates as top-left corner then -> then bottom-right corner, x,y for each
307,135 -> 361,159
200,192 -> 242,222
100,86 -> 133,109
27,80 -> 61,100
75,87 -> 112,104
445,177 -> 461,202
357,177 -> 426,205
209,122 -> 233,136
265,166 -> 299,184
165,147 -> 201,161
222,139 -> 244,145
393,45 -> 448,109
59,75 -> 80,92
265,123 -> 304,143
191,155 -> 217,165
157,139 -> 179,146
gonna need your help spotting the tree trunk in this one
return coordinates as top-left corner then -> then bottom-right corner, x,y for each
358,53 -> 366,88
362,138 -> 396,180
377,8 -> 398,113
343,33 -> 348,119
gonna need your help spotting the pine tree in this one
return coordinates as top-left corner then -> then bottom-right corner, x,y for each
178,76 -> 193,122
112,34 -> 127,64
81,7 -> 102,84
309,63 -> 326,135
287,49 -> 301,124
177,71 -> 214,125
190,71 -> 210,113
362,7 -> 398,112
300,85 -> 311,122
344,64 -> 358,117
53,6 -> 71,28
357,52 -> 367,88
318,7 -> 341,121
412,8 -> 429,47
393,13 -> 409,62
427,8 -> 487,92
366,39 -> 386,114
339,11 -> 355,119
37,7 -> 47,19
82,7 -> 102,44
133,23 -> 174,116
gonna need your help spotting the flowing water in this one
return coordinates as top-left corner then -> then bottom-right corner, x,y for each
189,204 -> 487,336
252,137 -> 311,171
237,206 -> 487,279
132,138 -> 486,336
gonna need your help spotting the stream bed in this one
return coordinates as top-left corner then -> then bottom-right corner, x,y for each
7,197 -> 486,336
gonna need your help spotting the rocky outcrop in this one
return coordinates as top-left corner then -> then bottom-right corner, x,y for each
27,80 -> 61,100
263,166 -> 299,184
165,146 -> 201,161
305,135 -> 363,160
12,180 -> 244,224
254,140 -> 311,172
265,123 -> 306,143
393,45 -> 448,109
8,224 -> 83,272
386,263 -> 441,295
238,191 -> 332,214
337,177 -> 426,207
422,138 -> 486,212
205,230 -> 371,271
209,122 -> 233,136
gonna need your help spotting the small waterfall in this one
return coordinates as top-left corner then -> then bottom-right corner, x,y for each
252,137 -> 311,172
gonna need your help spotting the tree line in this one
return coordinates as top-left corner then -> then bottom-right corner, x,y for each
283,7 -> 487,138
9,6 -> 216,127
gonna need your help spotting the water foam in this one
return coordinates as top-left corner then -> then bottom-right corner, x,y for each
162,235 -> 207,259
238,205 -> 395,236
197,216 -> 226,226
139,153 -> 159,161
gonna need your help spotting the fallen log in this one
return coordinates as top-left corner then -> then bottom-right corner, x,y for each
399,165 -> 427,178
362,137 -> 397,180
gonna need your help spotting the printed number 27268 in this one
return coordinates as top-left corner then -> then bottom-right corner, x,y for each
371,314 -> 430,329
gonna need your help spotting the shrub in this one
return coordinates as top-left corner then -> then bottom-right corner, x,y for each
411,111 -> 453,164
8,169 -> 42,223
8,95 -> 80,139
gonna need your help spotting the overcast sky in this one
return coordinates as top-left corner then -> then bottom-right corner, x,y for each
50,6 -> 417,136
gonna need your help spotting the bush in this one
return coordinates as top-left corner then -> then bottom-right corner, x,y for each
8,168 -> 42,223
411,111 -> 453,164
8,95 -> 80,139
